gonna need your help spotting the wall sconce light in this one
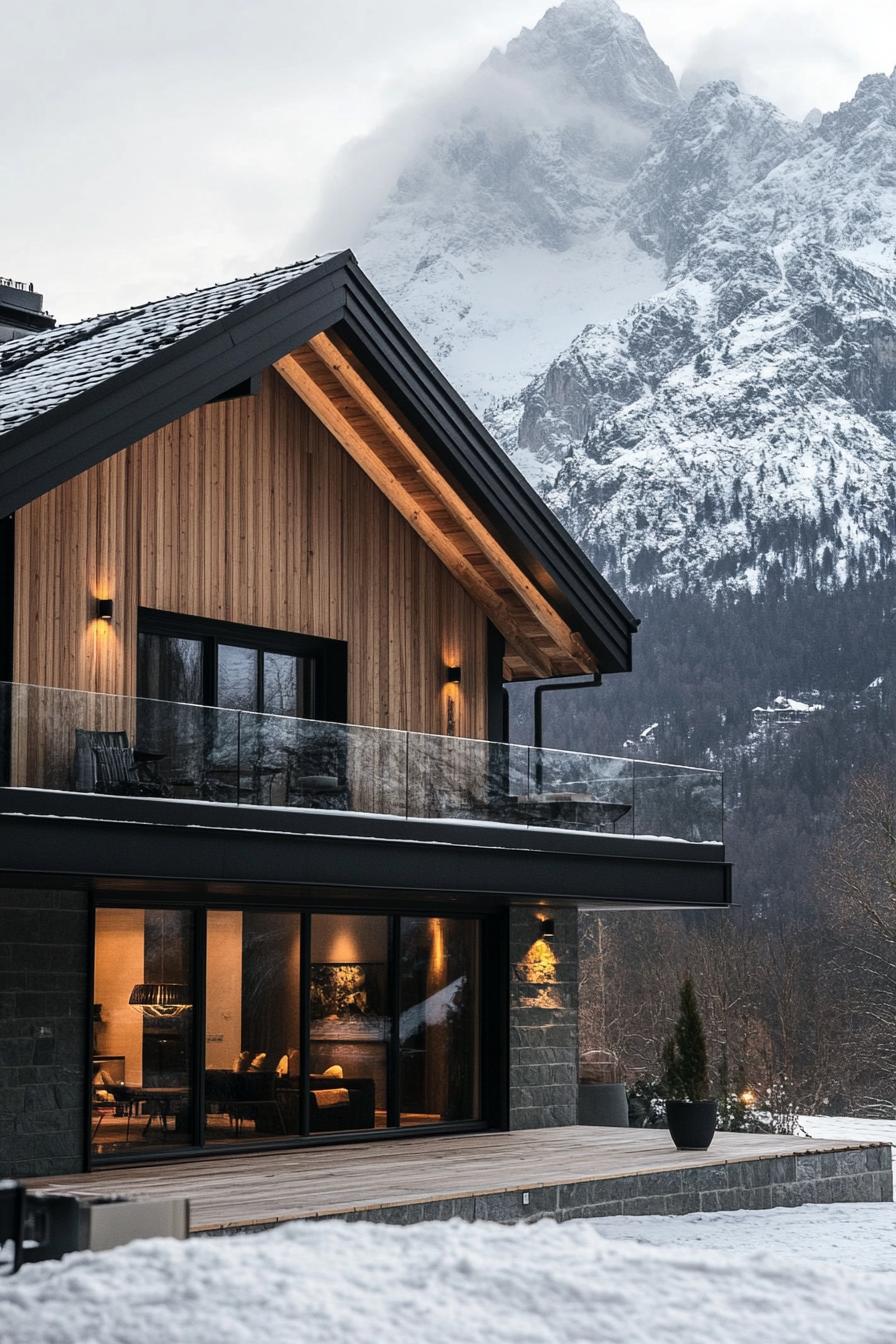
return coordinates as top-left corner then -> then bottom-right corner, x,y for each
539,918 -> 556,940
445,664 -> 462,683
95,598 -> 114,622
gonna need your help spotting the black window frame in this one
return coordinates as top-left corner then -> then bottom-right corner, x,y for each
137,608 -> 348,724
86,896 -> 500,1170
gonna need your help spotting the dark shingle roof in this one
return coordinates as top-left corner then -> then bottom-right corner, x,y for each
0,256 -> 336,436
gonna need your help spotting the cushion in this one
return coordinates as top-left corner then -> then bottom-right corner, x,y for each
295,775 -> 339,792
249,1052 -> 269,1072
322,1064 -> 344,1078
312,1087 -> 350,1109
232,1052 -> 251,1073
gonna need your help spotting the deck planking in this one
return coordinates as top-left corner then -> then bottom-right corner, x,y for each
26,1126 -> 885,1233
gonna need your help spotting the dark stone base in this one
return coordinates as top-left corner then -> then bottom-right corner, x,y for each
199,1144 -> 892,1234
0,888 -> 89,1178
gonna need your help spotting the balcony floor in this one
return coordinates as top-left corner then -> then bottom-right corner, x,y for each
27,1125 -> 890,1232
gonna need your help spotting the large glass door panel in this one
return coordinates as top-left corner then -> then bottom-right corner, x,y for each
92,907 -> 194,1157
309,915 -> 389,1132
399,917 -> 481,1126
204,911 -> 302,1143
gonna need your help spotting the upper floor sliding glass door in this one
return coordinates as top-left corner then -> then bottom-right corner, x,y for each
91,906 -> 485,1163
134,611 -> 347,808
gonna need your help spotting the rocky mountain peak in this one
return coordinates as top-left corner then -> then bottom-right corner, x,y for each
489,64 -> 896,595
818,68 -> 896,145
621,79 -> 800,269
488,0 -> 679,124
338,1 -> 678,406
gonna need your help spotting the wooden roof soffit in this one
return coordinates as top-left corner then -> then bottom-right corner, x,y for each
274,340 -> 599,681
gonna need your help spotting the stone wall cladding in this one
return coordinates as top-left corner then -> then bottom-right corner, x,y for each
0,888 -> 89,1177
508,906 -> 578,1130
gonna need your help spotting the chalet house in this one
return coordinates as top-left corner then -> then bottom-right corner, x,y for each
0,254 -> 729,1178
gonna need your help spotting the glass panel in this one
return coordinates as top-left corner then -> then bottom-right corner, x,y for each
399,917 -> 480,1127
527,747 -> 635,835
0,680 -> 724,843
407,733 -> 529,825
137,633 -> 204,705
217,645 -> 258,712
91,908 -> 193,1157
309,915 -> 389,1131
262,651 -> 298,717
204,911 -> 302,1144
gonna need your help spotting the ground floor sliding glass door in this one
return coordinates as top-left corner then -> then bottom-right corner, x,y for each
90,905 -> 483,1161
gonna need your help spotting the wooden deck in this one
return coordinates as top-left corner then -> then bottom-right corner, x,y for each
27,1127 -> 888,1233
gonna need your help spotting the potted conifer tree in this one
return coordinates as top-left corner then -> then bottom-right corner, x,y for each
661,975 -> 717,1150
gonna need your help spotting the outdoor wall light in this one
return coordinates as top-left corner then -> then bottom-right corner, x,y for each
445,665 -> 462,683
95,598 -> 114,622
539,918 -> 556,940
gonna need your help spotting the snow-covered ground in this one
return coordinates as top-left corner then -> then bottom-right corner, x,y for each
595,1201 -> 896,1272
4,1115 -> 894,1342
3,1211 -> 896,1344
800,1113 -> 896,1151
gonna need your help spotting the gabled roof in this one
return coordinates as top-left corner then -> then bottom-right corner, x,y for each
0,251 -> 638,676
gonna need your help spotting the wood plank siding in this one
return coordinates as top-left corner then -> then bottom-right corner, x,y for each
10,367 -> 488,739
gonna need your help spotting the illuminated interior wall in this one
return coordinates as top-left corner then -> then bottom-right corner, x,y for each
93,907 -> 145,1085
205,910 -> 243,1069
311,914 -> 386,964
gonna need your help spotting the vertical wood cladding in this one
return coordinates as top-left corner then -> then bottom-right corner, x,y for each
12,370 -> 487,738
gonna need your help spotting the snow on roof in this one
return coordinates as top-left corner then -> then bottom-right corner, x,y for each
0,255 -> 338,438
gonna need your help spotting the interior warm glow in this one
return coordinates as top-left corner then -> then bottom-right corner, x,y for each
205,910 -> 243,1069
430,918 -> 445,977
94,908 -> 145,1086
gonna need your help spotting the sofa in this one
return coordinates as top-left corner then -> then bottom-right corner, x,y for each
204,1069 -> 376,1135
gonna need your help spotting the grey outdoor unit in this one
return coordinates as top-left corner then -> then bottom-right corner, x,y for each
22,1192 -> 189,1263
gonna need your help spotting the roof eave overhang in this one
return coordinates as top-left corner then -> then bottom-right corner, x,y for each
0,252 -> 636,675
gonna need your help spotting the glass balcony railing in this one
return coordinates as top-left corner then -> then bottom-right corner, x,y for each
0,681 -> 723,844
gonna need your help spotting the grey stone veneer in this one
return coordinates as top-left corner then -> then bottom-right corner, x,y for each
204,1144 -> 891,1234
508,906 -> 578,1129
0,888 -> 89,1177
338,1144 -> 893,1224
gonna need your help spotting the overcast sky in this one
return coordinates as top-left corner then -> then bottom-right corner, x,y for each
3,0 -> 894,322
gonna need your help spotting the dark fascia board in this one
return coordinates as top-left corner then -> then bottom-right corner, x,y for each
0,790 -> 731,909
0,250 -> 636,673
337,262 -> 639,673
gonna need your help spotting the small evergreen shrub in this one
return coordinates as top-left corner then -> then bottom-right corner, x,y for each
661,975 -> 711,1102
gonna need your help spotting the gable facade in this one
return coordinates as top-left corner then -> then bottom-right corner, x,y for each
12,367 -> 490,738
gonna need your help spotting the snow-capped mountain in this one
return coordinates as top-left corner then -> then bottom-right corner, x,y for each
496,70 -> 896,592
322,0 -> 679,405
312,0 -> 896,598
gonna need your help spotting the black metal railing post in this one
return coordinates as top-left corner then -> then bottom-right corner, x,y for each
235,711 -> 241,807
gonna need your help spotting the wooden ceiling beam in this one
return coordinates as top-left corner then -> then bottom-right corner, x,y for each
307,331 -> 598,675
274,352 -> 554,679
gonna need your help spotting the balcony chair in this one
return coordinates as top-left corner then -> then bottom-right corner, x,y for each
283,733 -> 350,811
73,729 -> 194,798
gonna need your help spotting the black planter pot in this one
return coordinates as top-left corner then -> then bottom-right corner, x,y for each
665,1099 -> 718,1150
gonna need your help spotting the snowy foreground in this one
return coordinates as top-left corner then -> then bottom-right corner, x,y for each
3,1205 -> 896,1344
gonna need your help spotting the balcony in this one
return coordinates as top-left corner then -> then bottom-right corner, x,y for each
0,681 -> 722,846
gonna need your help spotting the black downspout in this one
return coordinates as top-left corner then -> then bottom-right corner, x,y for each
533,675 -> 601,790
